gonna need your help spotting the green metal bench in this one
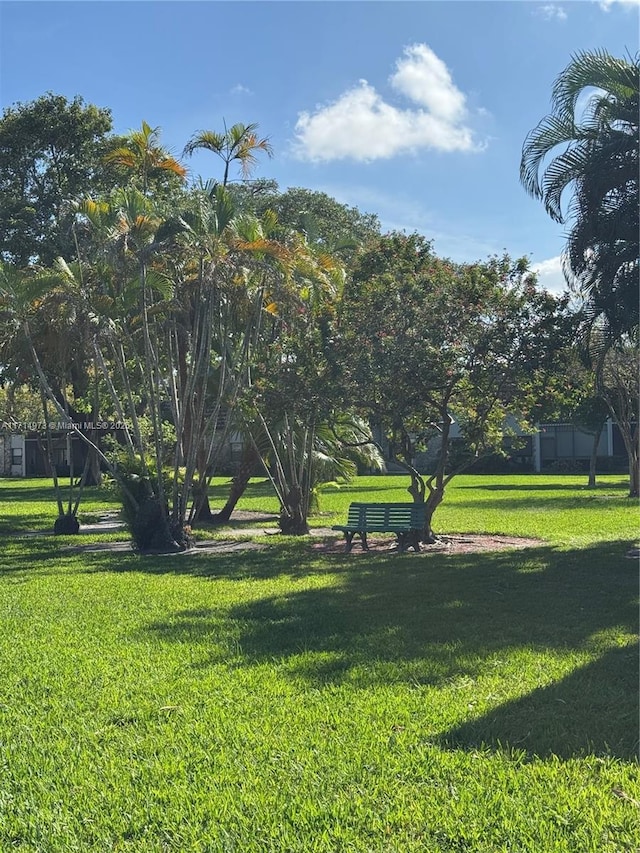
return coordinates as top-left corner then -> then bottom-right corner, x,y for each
332,502 -> 427,553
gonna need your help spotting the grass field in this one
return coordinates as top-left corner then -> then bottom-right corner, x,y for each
0,474 -> 638,852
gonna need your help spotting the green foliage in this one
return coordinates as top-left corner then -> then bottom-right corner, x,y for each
103,120 -> 187,198
521,49 -> 639,347
340,234 -> 572,531
184,121 -> 273,187
0,93 -> 114,265
0,383 -> 42,422
251,186 -> 381,260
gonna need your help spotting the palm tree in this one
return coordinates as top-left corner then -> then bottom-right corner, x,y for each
520,50 -> 639,346
104,121 -> 186,194
183,122 -> 273,187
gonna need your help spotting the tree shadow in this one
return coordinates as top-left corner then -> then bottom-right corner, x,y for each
79,539 -> 334,580
0,537 -> 79,574
329,482 -> 411,495
139,540 -> 638,758
439,645 -> 639,760
0,482 -> 120,503
195,514 -> 279,531
457,482 -> 629,493
0,484 -> 71,503
451,495 -> 633,512
5,526 -> 636,760
0,512 -> 58,534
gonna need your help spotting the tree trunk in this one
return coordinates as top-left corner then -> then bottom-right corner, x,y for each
421,410 -> 451,543
84,412 -> 102,486
191,440 -> 215,521
587,420 -> 605,489
192,484 -> 214,522
211,443 -> 261,524
133,496 -> 187,552
629,424 -> 639,499
54,513 -> 80,534
85,444 -> 102,487
279,486 -> 310,535
423,486 -> 444,544
630,457 -> 639,499
119,474 -> 187,553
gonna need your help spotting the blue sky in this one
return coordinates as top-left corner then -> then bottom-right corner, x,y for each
1,0 -> 638,291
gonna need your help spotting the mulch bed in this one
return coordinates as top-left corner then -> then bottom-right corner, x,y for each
22,510 -> 547,556
312,533 -> 546,555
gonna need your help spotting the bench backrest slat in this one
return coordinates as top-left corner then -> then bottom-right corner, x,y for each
345,502 -> 426,529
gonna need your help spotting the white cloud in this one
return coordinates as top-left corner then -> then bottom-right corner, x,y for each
535,4 -> 568,20
531,255 -> 569,294
294,44 -> 483,162
230,83 -> 252,95
390,44 -> 467,122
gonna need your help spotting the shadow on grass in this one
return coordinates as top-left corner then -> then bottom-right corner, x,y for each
0,538 -> 78,573
323,482 -> 412,496
224,542 -> 637,665
3,529 -> 636,759
439,644 -> 638,760
0,482 -> 119,503
456,482 -> 630,493
77,539 -> 319,580
137,539 -> 638,758
0,512 -> 58,534
449,495 -> 634,514
195,515 -> 279,531
0,484 -> 73,504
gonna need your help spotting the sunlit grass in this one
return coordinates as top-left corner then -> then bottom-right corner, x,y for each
207,472 -> 639,546
0,474 -> 638,851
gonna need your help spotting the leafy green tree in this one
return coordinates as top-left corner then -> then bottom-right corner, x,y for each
340,233 -> 570,541
0,93 -> 114,266
251,186 -> 380,259
520,50 -> 639,348
68,174 -> 310,549
0,383 -> 42,425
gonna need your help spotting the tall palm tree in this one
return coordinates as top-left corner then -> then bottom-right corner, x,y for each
183,122 -> 273,187
520,50 -> 639,347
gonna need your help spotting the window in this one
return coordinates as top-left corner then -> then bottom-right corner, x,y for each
11,447 -> 23,466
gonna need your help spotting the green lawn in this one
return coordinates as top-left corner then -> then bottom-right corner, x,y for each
0,474 -> 638,852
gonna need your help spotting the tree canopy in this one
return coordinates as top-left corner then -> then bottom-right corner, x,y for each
0,93 -> 115,266
340,233 -> 571,538
0,90 -> 594,543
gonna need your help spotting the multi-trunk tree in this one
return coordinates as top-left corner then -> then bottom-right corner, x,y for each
339,233 -> 570,541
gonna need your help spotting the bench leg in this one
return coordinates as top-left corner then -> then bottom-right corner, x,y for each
397,532 -> 421,553
344,532 -> 368,553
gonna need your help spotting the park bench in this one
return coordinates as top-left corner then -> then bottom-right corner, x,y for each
332,502 -> 427,553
